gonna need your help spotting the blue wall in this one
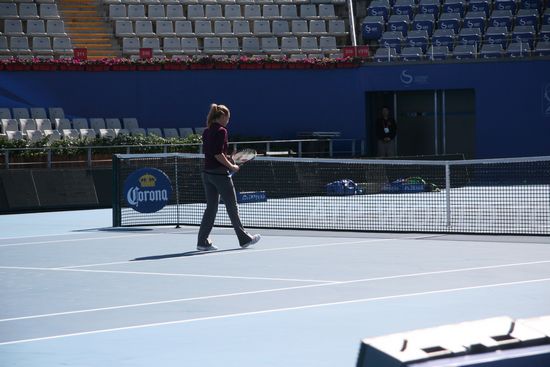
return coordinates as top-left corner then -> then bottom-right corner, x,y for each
1,59 -> 549,158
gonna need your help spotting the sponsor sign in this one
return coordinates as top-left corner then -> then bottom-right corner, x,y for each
123,168 -> 172,213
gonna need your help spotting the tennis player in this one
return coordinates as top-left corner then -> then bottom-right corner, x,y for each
196,103 -> 261,251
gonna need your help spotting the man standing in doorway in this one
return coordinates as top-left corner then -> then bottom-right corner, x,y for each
376,106 -> 397,157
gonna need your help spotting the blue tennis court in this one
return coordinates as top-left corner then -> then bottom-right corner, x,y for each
1,209 -> 549,366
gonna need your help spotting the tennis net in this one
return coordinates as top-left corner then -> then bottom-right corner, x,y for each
112,154 -> 550,235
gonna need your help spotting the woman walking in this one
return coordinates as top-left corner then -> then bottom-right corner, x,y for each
197,104 -> 261,251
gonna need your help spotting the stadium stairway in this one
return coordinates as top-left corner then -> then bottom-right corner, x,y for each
58,0 -> 120,59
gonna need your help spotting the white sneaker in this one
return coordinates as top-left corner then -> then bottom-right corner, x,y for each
197,244 -> 218,251
241,234 -> 261,248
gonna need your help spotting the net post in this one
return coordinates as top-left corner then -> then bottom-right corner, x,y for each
329,139 -> 333,157
445,163 -> 451,228
175,154 -> 180,228
112,154 -> 121,227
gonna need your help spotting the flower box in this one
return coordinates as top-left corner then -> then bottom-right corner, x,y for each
239,63 -> 264,70
312,63 -> 336,70
0,63 -> 5,71
85,64 -> 110,72
136,64 -> 163,71
336,62 -> 360,69
5,64 -> 32,71
163,63 -> 189,70
264,63 -> 287,70
288,63 -> 311,70
32,63 -> 58,71
111,64 -> 137,71
214,63 -> 238,70
59,64 -> 86,71
190,63 -> 214,70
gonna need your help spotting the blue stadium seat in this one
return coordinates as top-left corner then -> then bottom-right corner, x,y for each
401,46 -> 424,60
406,30 -> 429,51
520,0 -> 542,9
412,13 -> 435,35
468,0 -> 490,17
367,0 -> 391,21
380,31 -> 405,51
432,28 -> 456,49
512,25 -> 536,47
489,10 -> 513,31
418,0 -> 440,18
427,45 -> 450,60
534,41 -> 550,56
438,13 -> 461,33
453,44 -> 477,58
506,41 -> 532,57
463,11 -> 487,32
458,27 -> 482,46
480,43 -> 504,58
392,0 -> 415,20
493,0 -> 517,13
484,26 -> 508,47
442,0 -> 466,17
540,25 -> 550,42
373,47 -> 400,61
515,9 -> 539,27
361,16 -> 385,40
388,14 -> 410,36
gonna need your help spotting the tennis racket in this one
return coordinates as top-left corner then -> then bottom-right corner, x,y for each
229,149 -> 257,176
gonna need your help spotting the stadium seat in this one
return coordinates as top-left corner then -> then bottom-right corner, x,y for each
480,43 -> 503,58
453,44 -> 477,58
44,129 -> 61,143
427,45 -> 450,60
130,128 -> 146,136
19,3 -> 39,20
418,0 -> 440,18
515,9 -> 539,27
301,4 -> 320,20
80,128 -> 97,140
156,20 -> 175,37
381,31 -> 404,52
534,41 -> 550,56
489,10 -> 513,31
484,26 -> 508,47
48,107 -> 65,120
281,36 -> 301,53
244,5 -> 262,20
109,4 -> 128,20
494,0 -> 517,12
388,14 -> 410,36
122,118 -> 139,130
310,20 -> 327,35
291,19 -> 309,36
281,5 -> 299,19
412,13 -> 435,36
135,20 -> 156,37
7,131 -> 25,141
203,37 -> 223,54
401,46 -> 424,61
432,28 -> 456,50
273,20 -> 292,36
174,20 -> 193,36
181,37 -> 200,54
263,4 -> 281,19
148,4 -> 167,20
72,118 -> 89,130
319,4 -> 337,19
393,0 -> 415,20
222,37 -> 239,54
301,36 -> 321,53
90,118 -> 107,134
512,25 -> 536,47
4,20 -> 24,36
225,5 -> 244,20
458,28 -> 482,46
52,36 -> 72,57
254,20 -> 272,36
105,118 -> 122,130
115,128 -> 129,137
163,37 -> 183,55
13,108 -> 30,119
406,30 -> 429,52
46,20 -> 67,36
214,20 -> 233,36
163,128 -> 179,138
367,0 -> 390,21
27,19 -> 47,36
195,20 -> 214,36
39,4 -> 60,19
540,25 -> 550,42
319,36 -> 339,54
142,37 -> 163,55
0,4 -> 19,19
179,127 -> 193,137
520,0 -> 541,9
32,36 -> 54,56
30,108 -> 48,119
116,20 -> 135,37
242,36 -> 261,53
166,5 -> 186,20
99,129 -> 117,140
10,36 -> 32,54
362,16 -> 385,40
468,0 -> 490,16
233,20 -> 252,36
122,37 -> 140,55
1,119 -> 19,132
128,5 -> 147,20
35,118 -> 52,131
19,118 -> 37,133
463,11 -> 486,32
147,128 -> 163,137
0,109 -> 12,120
373,47 -> 399,61
262,37 -> 281,53
205,4 -> 224,19
26,130 -> 45,143
328,19 -> 346,36
438,13 -> 460,33
54,118 -> 71,130
442,0 -> 466,17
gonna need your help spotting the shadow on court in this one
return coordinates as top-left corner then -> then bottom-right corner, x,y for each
131,248 -> 245,261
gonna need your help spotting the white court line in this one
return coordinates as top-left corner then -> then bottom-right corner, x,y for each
1,277 -> 549,346
0,233 -> 165,248
0,266 -> 334,284
57,238 -> 401,269
1,259 -> 549,323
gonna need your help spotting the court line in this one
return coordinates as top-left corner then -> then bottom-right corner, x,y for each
0,266 -> 334,284
1,277 -> 549,346
0,233 -> 165,248
1,259 -> 549,323
57,238 -> 404,269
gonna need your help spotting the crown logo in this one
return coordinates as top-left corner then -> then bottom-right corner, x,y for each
139,174 -> 156,188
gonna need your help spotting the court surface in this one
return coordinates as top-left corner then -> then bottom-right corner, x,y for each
1,209 -> 549,367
